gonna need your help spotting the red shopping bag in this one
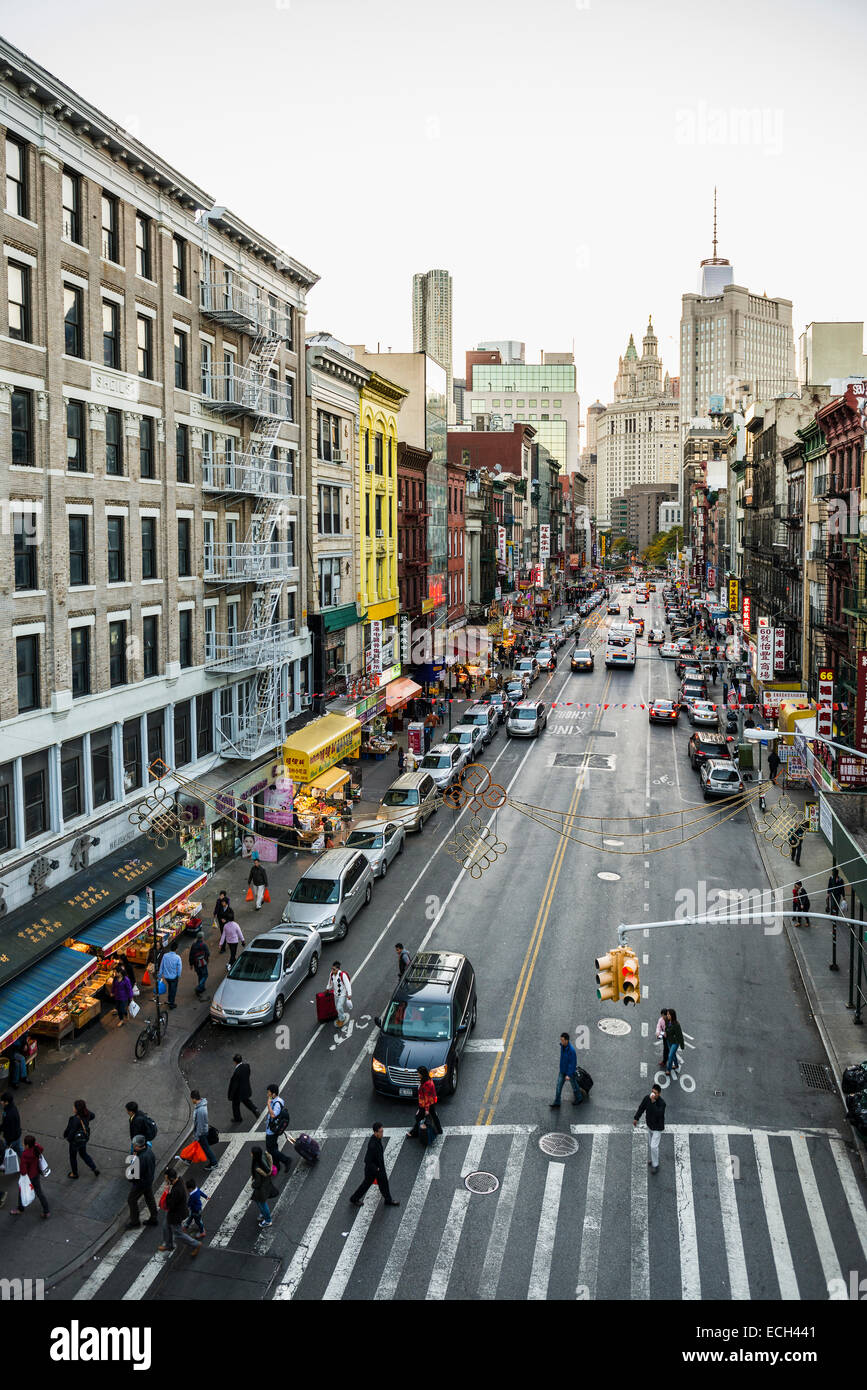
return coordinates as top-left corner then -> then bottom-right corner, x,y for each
179,1141 -> 208,1164
142,969 -> 151,985
262,888 -> 271,903
245,887 -> 254,902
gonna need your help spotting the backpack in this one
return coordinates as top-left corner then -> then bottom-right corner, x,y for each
269,1100 -> 290,1135
140,1114 -> 158,1143
800,891 -> 811,912
576,1066 -> 594,1094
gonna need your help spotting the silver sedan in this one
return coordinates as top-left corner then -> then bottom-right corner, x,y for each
344,819 -> 406,879
209,927 -> 321,1027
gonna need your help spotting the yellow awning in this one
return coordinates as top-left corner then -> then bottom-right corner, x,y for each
309,766 -> 350,797
282,714 -> 361,783
366,597 -> 399,622
385,677 -> 422,710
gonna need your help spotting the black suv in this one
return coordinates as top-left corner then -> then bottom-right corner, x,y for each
687,730 -> 733,769
371,951 -> 477,1099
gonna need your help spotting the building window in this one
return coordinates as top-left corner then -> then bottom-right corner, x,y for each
284,303 -> 294,349
71,625 -> 91,698
226,520 -> 237,572
91,728 -> 113,808
23,759 -> 47,840
388,437 -> 393,476
105,409 -> 123,475
202,430 -> 214,484
203,518 -> 215,575
285,448 -> 296,494
318,410 -> 340,461
69,515 -> 89,586
66,400 -> 87,472
318,485 -> 341,534
196,691 -> 213,756
13,512 -> 38,590
204,604 -> 215,659
147,709 -> 165,775
285,374 -> 294,422
8,261 -> 31,341
60,741 -> 84,820
173,328 -> 188,389
122,717 -> 142,792
177,518 -> 191,576
139,416 -> 155,478
64,285 -> 84,357
142,614 -> 158,677
11,389 -> 33,465
5,136 -> 27,217
174,699 -> 192,766
135,213 -> 151,279
107,515 -> 125,583
109,619 -> 127,687
137,314 -> 152,378
101,192 -> 118,262
176,424 -> 190,482
102,299 -> 120,368
200,339 -> 212,396
62,168 -> 81,242
179,608 -> 193,668
16,634 -> 39,711
172,236 -> 187,295
374,432 -> 384,475
141,516 -> 158,579
318,557 -> 341,608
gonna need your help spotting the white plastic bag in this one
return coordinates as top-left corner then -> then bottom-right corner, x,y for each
38,1152 -> 50,1176
128,1000 -> 140,1018
132,984 -> 140,997
18,1174 -> 35,1207
4,1146 -> 19,1176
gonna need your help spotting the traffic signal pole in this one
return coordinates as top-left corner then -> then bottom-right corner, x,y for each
616,910 -> 866,946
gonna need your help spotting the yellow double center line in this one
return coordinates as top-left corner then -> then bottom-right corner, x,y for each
476,668 -> 614,1125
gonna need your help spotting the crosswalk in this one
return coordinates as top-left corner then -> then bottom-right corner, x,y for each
73,1122 -> 867,1302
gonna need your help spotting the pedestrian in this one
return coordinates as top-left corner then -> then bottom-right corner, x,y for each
397,745 -> 406,775
633,1083 -> 666,1174
63,1099 -> 99,1179
664,1007 -> 685,1077
190,1089 -> 219,1170
10,1134 -> 50,1218
247,853 -> 269,911
550,1031 -> 586,1107
125,1134 -> 159,1228
710,663 -> 718,685
213,891 -> 233,951
264,1084 -> 292,1174
789,819 -> 806,865
219,916 -> 245,966
722,680 -> 729,705
7,1038 -> 29,1088
2,1090 -> 23,1157
125,1100 -> 157,1148
189,931 -> 210,998
827,867 -> 845,917
183,1177 -> 208,1238
111,966 -> 134,1024
655,1008 -> 669,1069
328,961 -> 352,1028
227,1054 -> 258,1124
250,1145 -> 277,1228
158,943 -> 182,1009
768,746 -> 781,786
439,698 -> 447,722
395,942 -> 411,977
158,1167 -> 200,1256
348,1122 -> 400,1207
406,1065 -> 443,1141
793,881 -> 811,928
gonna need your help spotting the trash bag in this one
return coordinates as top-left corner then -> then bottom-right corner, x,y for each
179,1141 -> 208,1164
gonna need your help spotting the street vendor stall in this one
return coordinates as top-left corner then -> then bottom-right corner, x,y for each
282,713 -> 361,850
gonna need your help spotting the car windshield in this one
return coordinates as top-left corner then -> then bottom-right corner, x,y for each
467,713 -> 487,726
381,999 -> 453,1041
515,707 -> 538,719
444,731 -> 470,744
228,951 -> 280,982
291,877 -> 340,904
506,685 -> 523,698
713,769 -> 739,782
693,703 -> 715,713
383,788 -> 419,807
574,650 -> 591,659
423,754 -> 451,769
346,829 -> 384,850
654,701 -> 675,711
697,739 -> 720,752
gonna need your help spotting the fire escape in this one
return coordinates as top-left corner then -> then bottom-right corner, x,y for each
200,271 -> 299,760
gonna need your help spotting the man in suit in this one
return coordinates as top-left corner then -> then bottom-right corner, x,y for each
348,1123 -> 399,1207
227,1054 -> 257,1123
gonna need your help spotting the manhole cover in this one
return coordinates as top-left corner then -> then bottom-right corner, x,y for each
598,1017 -> 631,1036
597,871 -> 621,881
539,1133 -> 579,1157
798,1062 -> 837,1094
464,1171 -> 499,1194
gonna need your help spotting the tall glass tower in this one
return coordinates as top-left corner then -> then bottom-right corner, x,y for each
412,269 -> 453,424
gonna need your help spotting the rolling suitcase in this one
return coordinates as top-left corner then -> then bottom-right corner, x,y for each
418,1119 -> 437,1148
288,1132 -> 320,1164
316,989 -> 337,1023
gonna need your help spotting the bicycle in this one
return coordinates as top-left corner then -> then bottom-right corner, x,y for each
134,1009 -> 169,1061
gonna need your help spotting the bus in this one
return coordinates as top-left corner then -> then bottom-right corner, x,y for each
605,623 -> 637,669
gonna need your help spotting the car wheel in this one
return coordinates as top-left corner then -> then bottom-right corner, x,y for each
364,883 -> 372,906
703,790 -> 710,801
273,995 -> 285,1023
448,1058 -> 460,1096
308,951 -> 319,978
417,815 -> 424,833
335,918 -> 348,940
380,859 -> 388,879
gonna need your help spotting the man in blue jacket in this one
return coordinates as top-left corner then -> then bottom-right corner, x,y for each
550,1032 -> 586,1107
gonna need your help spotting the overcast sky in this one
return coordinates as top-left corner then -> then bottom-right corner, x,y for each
6,0 -> 866,412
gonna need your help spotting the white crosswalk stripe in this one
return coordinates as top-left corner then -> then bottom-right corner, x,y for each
714,1133 -> 750,1299
674,1131 -> 701,1300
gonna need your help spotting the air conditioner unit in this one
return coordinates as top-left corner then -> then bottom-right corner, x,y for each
300,695 -> 312,708
398,552 -> 403,560
376,529 -> 384,538
332,449 -> 345,463
397,499 -> 403,509
365,463 -> 372,473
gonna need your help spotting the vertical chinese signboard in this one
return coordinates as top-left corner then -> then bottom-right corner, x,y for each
757,626 -> 774,682
497,526 -> 507,570
856,650 -> 867,753
539,524 -> 550,564
742,594 -> 752,632
728,577 -> 739,612
817,668 -> 834,739
368,620 -> 382,674
774,627 -> 786,672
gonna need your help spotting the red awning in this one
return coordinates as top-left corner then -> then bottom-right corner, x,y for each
385,677 -> 422,711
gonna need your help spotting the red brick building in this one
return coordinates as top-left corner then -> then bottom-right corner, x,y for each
447,458 -> 466,624
815,385 -> 862,737
446,422 -> 533,479
397,441 -> 431,637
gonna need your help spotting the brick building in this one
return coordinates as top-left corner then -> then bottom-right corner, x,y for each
447,457 -> 467,625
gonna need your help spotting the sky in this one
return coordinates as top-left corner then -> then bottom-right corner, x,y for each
5,0 -> 867,414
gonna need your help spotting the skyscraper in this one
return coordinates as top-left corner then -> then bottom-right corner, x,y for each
412,269 -> 454,424
594,319 -> 680,526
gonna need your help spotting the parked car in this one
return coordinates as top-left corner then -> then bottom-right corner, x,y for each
210,927 -> 321,1027
649,698 -> 679,724
378,771 -> 439,833
687,730 -> 733,769
420,743 -> 468,789
535,646 -> 557,671
647,627 -> 665,645
659,642 -> 681,659
571,647 -> 595,672
675,660 -> 704,681
371,950 -> 477,1099
281,849 -> 374,941
607,601 -> 621,615
505,679 -> 527,704
514,658 -> 539,686
687,700 -> 719,727
444,723 -> 486,760
344,819 -> 406,878
464,703 -> 498,745
486,690 -> 510,724
506,700 -> 548,738
701,759 -> 745,800
680,680 -> 709,705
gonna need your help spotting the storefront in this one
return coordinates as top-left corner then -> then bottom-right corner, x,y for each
280,713 -> 362,850
384,675 -> 422,736
178,753 -> 285,872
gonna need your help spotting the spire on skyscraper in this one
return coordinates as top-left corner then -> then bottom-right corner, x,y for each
698,189 -> 733,295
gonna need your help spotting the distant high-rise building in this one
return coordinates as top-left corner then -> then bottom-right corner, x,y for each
477,340 -> 525,364
412,269 -> 454,423
465,352 -> 581,475
799,322 -> 867,388
595,320 -> 680,525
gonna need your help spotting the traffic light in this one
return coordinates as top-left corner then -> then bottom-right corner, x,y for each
620,949 -> 640,1006
595,950 -> 620,1002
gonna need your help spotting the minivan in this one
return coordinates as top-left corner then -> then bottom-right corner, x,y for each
463,704 -> 498,745
420,743 -> 467,789
378,771 -> 439,832
507,700 -> 548,738
371,951 -> 477,1099
281,849 -> 373,941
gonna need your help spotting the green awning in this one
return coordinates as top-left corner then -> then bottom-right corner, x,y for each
323,603 -> 364,633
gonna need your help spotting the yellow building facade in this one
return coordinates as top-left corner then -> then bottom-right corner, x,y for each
358,371 -> 407,668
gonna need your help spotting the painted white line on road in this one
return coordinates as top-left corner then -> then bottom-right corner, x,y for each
322,1134 -> 406,1300
643,928 -> 649,937
527,1160 -> 564,1300
640,1021 -> 648,1037
640,1061 -> 647,1078
630,1127 -> 650,1301
478,1129 -> 530,1300
827,1135 -> 867,1267
791,1133 -> 845,1295
464,1037 -> 505,1052
254,1152 -> 315,1255
426,1130 -> 488,1300
375,1146 -> 440,1301
642,953 -> 649,964
73,1229 -> 140,1301
673,1132 -> 701,1300
752,1130 -> 799,1300
714,1133 -> 750,1300
576,1129 -> 607,1301
571,1124 -> 839,1136
272,1134 -> 366,1300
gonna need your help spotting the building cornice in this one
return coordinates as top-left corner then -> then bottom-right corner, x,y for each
363,372 -> 409,411
308,345 -> 370,391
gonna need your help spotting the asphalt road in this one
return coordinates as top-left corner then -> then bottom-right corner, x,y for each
63,590 -> 867,1302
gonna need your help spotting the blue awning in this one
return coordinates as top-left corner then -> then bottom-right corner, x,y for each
74,866 -> 207,953
0,946 -> 98,1050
